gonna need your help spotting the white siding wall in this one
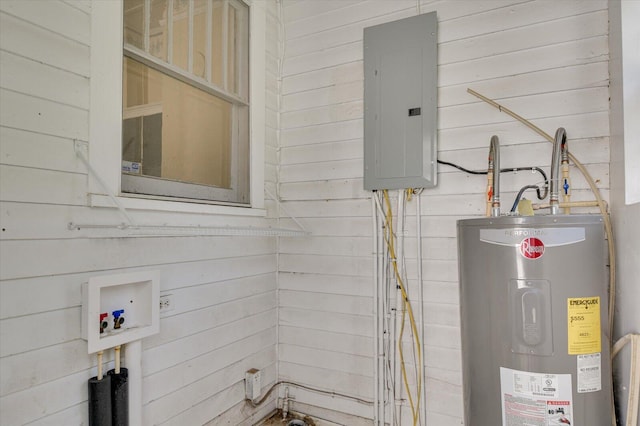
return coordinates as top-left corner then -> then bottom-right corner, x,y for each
278,0 -> 610,424
0,1 -> 280,425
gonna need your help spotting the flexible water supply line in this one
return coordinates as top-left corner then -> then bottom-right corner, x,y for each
489,136 -> 501,217
485,167 -> 493,217
550,128 -> 567,215
561,139 -> 571,214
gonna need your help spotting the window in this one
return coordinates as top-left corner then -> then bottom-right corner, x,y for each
122,0 -> 250,204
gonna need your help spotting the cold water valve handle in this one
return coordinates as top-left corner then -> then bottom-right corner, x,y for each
112,309 -> 125,330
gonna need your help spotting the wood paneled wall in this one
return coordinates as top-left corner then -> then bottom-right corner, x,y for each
0,1 -> 280,424
278,1 -> 609,424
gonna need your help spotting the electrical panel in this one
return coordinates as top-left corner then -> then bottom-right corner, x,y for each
363,12 -> 438,190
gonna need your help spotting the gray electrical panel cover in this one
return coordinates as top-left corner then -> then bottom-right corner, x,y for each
363,12 -> 438,190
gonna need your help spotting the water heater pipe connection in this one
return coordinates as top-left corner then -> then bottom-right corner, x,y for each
561,138 -> 571,214
488,135 -> 501,217
550,128 -> 567,215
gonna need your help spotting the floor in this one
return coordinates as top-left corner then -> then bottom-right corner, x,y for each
257,410 -> 317,426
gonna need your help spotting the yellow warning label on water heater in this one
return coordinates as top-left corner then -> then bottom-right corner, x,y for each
567,297 -> 601,355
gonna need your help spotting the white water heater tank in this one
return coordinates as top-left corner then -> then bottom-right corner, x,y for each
457,214 -> 612,425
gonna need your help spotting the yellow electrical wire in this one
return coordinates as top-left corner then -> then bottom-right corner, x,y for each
382,189 -> 422,426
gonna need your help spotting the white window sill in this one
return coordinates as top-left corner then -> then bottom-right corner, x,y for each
89,193 -> 266,217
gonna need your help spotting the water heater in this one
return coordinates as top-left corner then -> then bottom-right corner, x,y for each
458,214 -> 612,425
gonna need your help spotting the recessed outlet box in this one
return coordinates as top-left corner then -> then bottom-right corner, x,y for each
245,368 -> 262,401
82,270 -> 160,354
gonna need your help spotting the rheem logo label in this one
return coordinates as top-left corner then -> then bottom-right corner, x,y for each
520,237 -> 545,259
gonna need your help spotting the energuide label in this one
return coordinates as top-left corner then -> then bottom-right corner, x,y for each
567,296 -> 601,355
500,367 -> 573,426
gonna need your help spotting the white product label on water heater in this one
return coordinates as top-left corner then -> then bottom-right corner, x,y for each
500,367 -> 574,426
577,353 -> 602,393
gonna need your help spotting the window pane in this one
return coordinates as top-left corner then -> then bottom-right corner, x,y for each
122,117 -> 142,164
122,0 -> 250,204
228,0 -> 248,98
227,4 -> 236,93
149,0 -> 168,61
172,0 -> 189,70
124,57 -> 149,107
193,0 -> 207,79
124,0 -> 144,49
211,0 -> 224,87
236,1 -> 249,100
123,57 -> 232,189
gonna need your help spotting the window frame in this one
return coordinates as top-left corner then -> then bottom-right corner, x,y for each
89,0 -> 265,216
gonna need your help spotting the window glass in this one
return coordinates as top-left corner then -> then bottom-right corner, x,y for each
211,0 -> 224,87
172,0 -> 189,71
227,1 -> 248,98
149,0 -> 168,61
124,0 -> 144,49
193,0 -> 207,79
123,57 -> 232,189
122,0 -> 249,204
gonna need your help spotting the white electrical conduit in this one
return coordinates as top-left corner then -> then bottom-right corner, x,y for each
371,195 -> 378,424
375,192 -> 392,424
416,189 -> 427,426
393,189 -> 424,425
394,190 -> 404,425
379,198 -> 387,426
371,195 -> 381,426
612,334 -> 640,426
384,189 -> 427,425
375,192 -> 397,425
467,88 -> 617,426
402,195 -> 420,395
